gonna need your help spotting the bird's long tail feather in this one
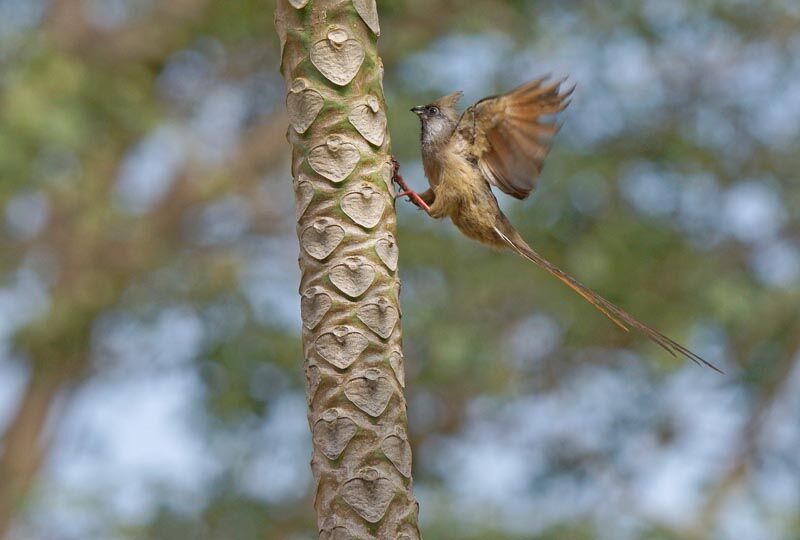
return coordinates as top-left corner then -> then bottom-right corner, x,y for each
493,225 -> 722,373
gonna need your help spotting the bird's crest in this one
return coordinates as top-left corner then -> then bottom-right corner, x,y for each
432,91 -> 464,119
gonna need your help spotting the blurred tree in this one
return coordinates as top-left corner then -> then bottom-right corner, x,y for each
276,0 -> 421,538
0,2 -> 288,535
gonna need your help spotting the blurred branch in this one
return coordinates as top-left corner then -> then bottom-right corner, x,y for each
694,336 -> 800,535
0,366 -> 76,540
45,0 -> 209,62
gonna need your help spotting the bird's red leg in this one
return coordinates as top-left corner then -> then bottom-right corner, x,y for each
391,157 -> 431,213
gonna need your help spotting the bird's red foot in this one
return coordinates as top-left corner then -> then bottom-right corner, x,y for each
396,190 -> 431,213
390,157 -> 430,213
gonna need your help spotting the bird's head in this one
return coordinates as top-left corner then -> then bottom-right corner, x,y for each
412,91 -> 463,146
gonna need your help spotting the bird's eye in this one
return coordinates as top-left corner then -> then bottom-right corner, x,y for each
428,106 -> 439,115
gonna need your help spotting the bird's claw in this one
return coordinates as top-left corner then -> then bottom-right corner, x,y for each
390,157 -> 430,213
396,190 -> 431,212
396,190 -> 431,213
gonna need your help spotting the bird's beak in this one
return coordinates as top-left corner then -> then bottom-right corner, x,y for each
411,106 -> 425,115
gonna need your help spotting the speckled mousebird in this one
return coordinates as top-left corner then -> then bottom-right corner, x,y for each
393,76 -> 720,372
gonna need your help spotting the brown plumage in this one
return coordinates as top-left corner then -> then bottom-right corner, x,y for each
400,77 -> 721,372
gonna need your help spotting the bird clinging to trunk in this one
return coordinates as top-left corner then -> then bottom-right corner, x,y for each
393,76 -> 721,372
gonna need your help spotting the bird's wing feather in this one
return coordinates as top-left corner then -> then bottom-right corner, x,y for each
453,77 -> 573,199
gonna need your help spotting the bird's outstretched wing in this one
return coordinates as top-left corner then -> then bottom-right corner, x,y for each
453,77 -> 574,199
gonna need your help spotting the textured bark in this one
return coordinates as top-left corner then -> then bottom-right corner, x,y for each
275,1 -> 422,538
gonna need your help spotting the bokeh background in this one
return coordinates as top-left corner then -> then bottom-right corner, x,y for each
1,0 -> 799,539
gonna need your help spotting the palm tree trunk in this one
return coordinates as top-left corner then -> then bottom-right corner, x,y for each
275,1 -> 422,538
